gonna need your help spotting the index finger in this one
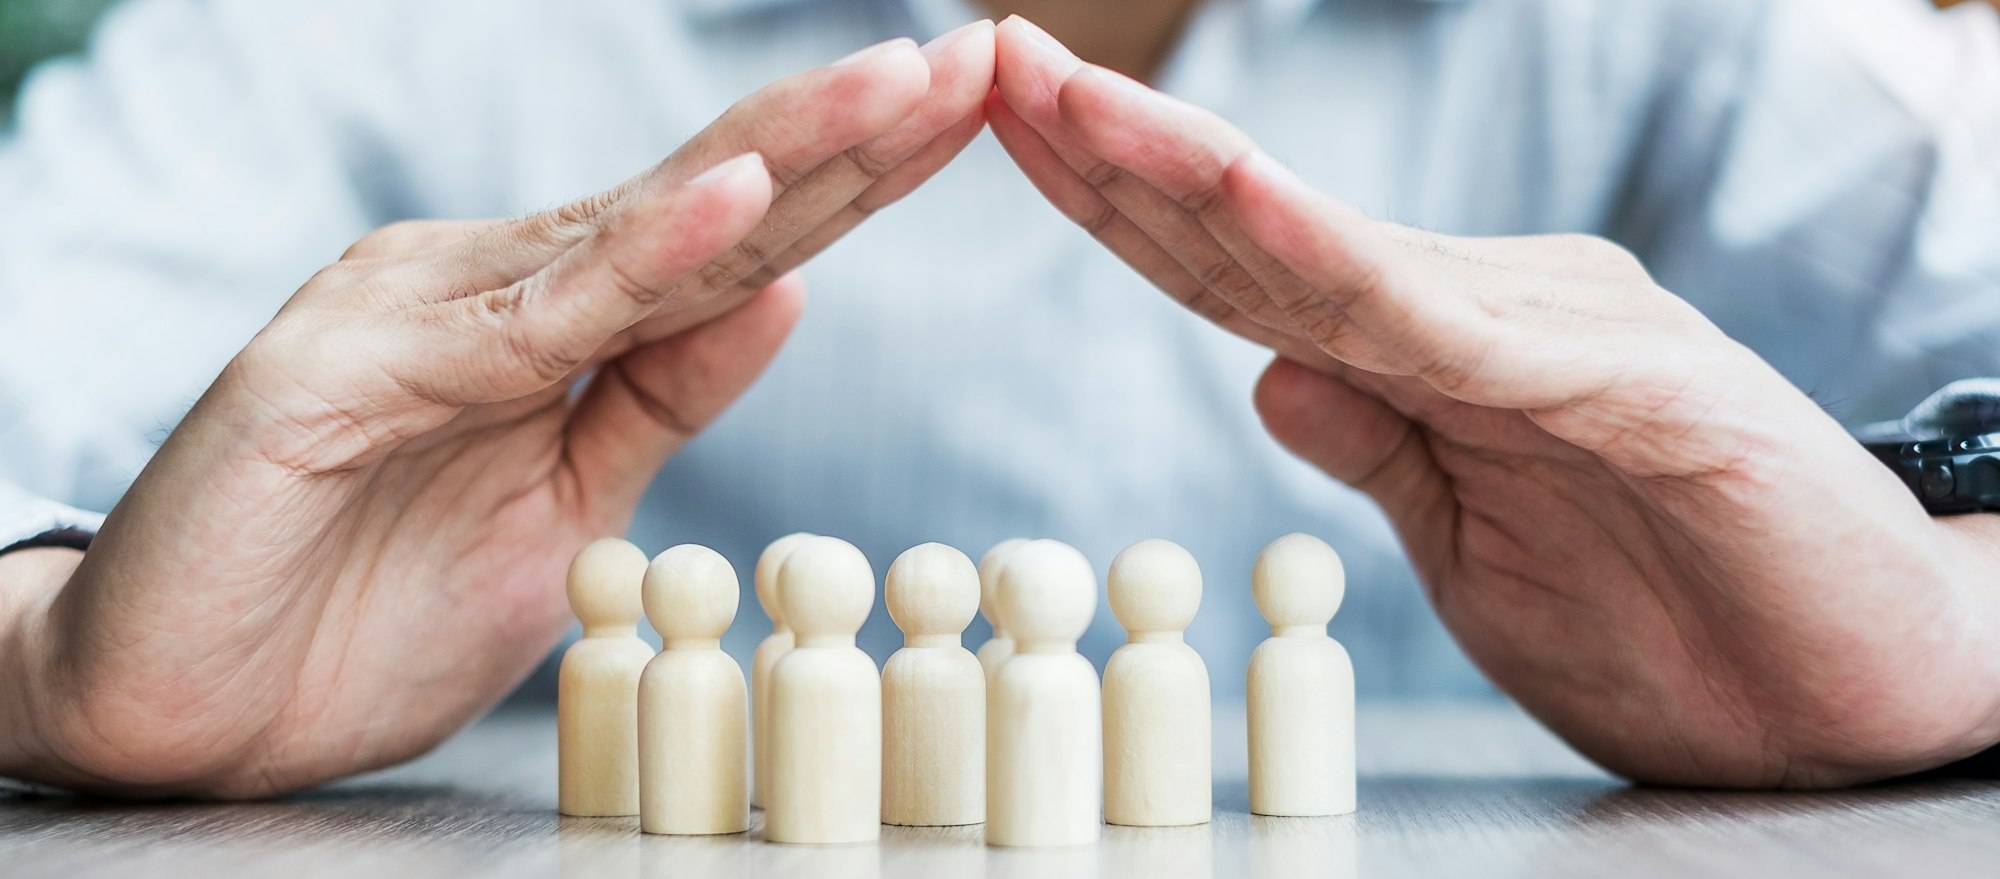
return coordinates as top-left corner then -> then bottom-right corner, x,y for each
419,38 -> 937,294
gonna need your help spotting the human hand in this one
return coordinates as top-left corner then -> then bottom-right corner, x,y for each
990,17 -> 2000,787
0,23 -> 995,797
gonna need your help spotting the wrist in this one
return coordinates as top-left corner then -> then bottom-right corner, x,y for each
1938,514 -> 2000,753
0,546 -> 83,786
1791,512 -> 2000,784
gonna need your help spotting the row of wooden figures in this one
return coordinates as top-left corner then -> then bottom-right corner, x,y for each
557,532 -> 1355,847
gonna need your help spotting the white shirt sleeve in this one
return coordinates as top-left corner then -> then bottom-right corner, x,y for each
0,0 -> 414,526
1618,0 -> 2000,425
0,481 -> 104,552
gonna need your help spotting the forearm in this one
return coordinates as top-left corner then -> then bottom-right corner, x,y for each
0,546 -> 81,787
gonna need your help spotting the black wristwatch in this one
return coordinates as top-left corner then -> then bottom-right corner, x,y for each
1856,379 -> 2000,515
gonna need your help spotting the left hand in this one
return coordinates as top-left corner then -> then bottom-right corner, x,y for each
991,16 -> 2000,787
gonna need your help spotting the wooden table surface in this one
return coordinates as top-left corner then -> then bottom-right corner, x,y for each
4,701 -> 1996,878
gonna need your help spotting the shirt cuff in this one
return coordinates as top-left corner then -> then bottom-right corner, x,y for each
0,483 -> 104,556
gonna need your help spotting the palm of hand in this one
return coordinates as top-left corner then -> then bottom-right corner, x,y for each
29,21 -> 1997,797
985,16 -> 1998,786
30,31 -> 997,796
1344,379 -> 1976,787
46,217 -> 795,795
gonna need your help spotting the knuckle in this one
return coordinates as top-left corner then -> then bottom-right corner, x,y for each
518,201 -> 598,252
1564,233 -> 1649,279
1331,256 -> 1388,310
1196,257 -> 1261,303
480,279 -> 533,320
1285,297 -> 1356,350
340,221 -> 423,261
301,260 -> 368,294
762,152 -> 812,190
1416,343 -> 1485,395
604,256 -> 670,309
842,143 -> 896,180
737,264 -> 782,292
561,187 -> 624,226
697,239 -> 770,292
697,261 -> 742,292
608,361 -> 700,439
502,320 -> 582,386
474,278 -> 582,389
1178,181 -> 1227,216
1080,161 -> 1124,189
730,238 -> 772,271
1184,290 -> 1239,324
1079,203 -> 1121,237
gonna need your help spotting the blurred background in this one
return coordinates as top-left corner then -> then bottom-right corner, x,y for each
1,0 -> 1993,708
0,0 -> 116,122
2,0 -> 1992,126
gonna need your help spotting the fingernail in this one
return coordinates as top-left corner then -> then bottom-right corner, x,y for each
923,18 -> 993,57
1010,16 -> 1075,59
689,152 -> 764,187
833,36 -> 917,67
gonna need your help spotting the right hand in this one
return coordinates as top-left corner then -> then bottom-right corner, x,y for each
0,23 -> 995,798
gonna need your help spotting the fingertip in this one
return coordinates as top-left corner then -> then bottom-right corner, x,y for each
831,35 -> 919,68
1053,65 -> 1125,145
683,150 -> 775,238
727,275 -> 807,366
993,15 -> 1079,118
822,38 -> 933,135
983,87 -> 1017,128
1253,356 -> 1322,435
689,150 -> 770,193
1252,357 -> 1408,484
1222,150 -> 1385,285
917,20 -> 997,117
1220,150 -> 1292,246
862,37 -> 934,93
996,14 -> 1070,59
1222,150 -> 1310,225
759,270 -> 809,321
924,18 -> 996,59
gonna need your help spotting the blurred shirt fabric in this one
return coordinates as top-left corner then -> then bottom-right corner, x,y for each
1,0 -> 1996,699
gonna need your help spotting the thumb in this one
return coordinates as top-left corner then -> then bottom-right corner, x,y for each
560,272 -> 807,516
1254,357 -> 1453,539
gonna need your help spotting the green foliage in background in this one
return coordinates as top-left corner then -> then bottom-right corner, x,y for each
1,0 -> 120,125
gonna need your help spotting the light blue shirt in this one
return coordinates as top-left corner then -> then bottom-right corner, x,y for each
2,0 -> 1996,697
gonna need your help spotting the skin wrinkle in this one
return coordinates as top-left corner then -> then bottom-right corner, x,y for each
1616,467 -> 1848,775
604,357 -> 700,441
990,97 -> 1330,366
14,18 -> 1999,796
1443,462 -> 1776,785
0,37 -> 992,797
1634,506 -> 1796,783
238,417 -> 549,791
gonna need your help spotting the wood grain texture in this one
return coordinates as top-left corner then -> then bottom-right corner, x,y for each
5,702 -> 1998,878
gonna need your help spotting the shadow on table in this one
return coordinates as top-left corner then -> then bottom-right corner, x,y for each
0,782 -> 549,844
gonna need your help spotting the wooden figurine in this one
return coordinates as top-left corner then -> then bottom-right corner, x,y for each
557,537 -> 654,817
765,536 -> 882,844
975,537 -> 1028,683
881,542 -> 985,827
986,539 -> 1101,847
750,532 -> 813,810
1103,539 -> 1212,826
1247,533 -> 1356,817
637,544 -> 749,835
